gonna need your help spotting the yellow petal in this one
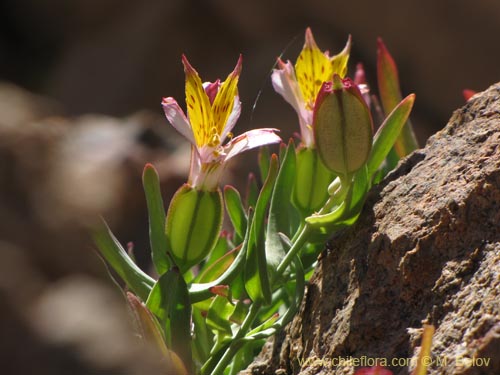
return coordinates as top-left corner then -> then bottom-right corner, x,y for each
295,28 -> 332,110
182,55 -> 213,148
330,35 -> 352,78
212,55 -> 242,143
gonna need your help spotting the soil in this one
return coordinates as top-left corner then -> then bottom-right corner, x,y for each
244,84 -> 500,375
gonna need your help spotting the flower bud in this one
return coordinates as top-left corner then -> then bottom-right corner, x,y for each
166,184 -> 223,272
313,75 -> 373,176
293,147 -> 335,215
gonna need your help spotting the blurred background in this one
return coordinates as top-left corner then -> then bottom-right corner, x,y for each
0,0 -> 499,373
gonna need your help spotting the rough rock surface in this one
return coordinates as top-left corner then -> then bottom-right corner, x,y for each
245,84 -> 500,375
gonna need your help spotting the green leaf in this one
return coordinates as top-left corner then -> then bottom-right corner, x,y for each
93,219 -> 154,302
146,268 -> 192,370
224,186 -> 247,241
367,94 -> 416,178
196,245 -> 239,284
377,38 -> 418,157
244,155 -> 279,304
206,295 -> 237,336
258,146 -> 271,184
192,307 -> 213,364
228,300 -> 249,325
265,140 -> 296,283
142,163 -> 170,275
245,173 -> 259,209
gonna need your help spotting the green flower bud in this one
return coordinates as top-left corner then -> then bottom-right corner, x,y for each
313,75 -> 373,177
166,184 -> 223,272
293,147 -> 335,215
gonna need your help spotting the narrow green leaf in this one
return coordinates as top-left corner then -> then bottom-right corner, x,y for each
192,307 -> 213,364
142,163 -> 170,275
367,94 -> 416,178
265,139 -> 296,282
146,269 -> 192,371
196,245 -> 239,284
93,219 -> 154,301
244,155 -> 279,304
258,146 -> 271,184
224,186 -> 247,240
377,38 -> 418,157
245,173 -> 259,209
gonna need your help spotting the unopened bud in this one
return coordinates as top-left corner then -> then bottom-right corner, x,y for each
313,75 -> 373,176
293,147 -> 335,215
166,184 -> 223,272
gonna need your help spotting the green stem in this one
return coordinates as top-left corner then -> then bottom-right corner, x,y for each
209,301 -> 262,375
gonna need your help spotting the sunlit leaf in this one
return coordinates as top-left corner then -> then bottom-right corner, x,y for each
142,163 -> 170,275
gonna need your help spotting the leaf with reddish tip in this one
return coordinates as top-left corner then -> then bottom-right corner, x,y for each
93,219 -> 155,302
377,38 -> 418,159
146,268 -> 192,371
463,89 -> 476,101
127,292 -> 188,375
367,94 -> 416,178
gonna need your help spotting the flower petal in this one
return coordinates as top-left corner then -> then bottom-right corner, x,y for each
161,97 -> 195,144
221,95 -> 241,141
272,59 -> 313,147
224,128 -> 281,161
271,59 -> 305,117
212,55 -> 242,140
295,27 -> 333,110
330,34 -> 352,78
182,55 -> 213,148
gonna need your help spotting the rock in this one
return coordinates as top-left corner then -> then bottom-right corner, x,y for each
244,84 -> 500,374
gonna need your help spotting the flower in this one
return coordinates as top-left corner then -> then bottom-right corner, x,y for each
162,55 -> 281,191
271,28 -> 351,147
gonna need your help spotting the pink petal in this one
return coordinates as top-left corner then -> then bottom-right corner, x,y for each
161,97 -> 195,144
225,128 -> 281,161
271,59 -> 305,117
271,59 -> 313,146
